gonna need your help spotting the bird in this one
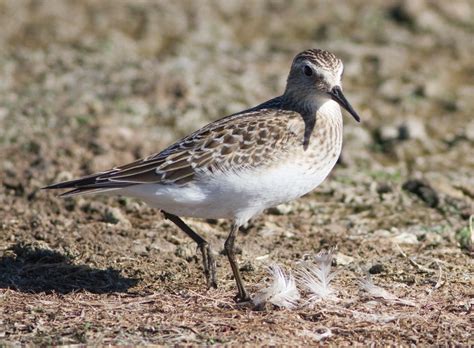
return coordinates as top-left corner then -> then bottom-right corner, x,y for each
44,48 -> 361,302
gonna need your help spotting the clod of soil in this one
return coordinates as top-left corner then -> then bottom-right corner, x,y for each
402,179 -> 439,208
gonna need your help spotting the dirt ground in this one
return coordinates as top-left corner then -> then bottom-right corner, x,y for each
0,0 -> 473,345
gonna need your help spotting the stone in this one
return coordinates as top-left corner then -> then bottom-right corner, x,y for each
402,179 -> 439,208
392,232 -> 419,245
103,207 -> 132,227
335,252 -> 354,265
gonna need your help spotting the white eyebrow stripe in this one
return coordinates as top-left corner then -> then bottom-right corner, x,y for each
309,62 -> 343,87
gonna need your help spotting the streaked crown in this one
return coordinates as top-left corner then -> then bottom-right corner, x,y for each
292,49 -> 342,72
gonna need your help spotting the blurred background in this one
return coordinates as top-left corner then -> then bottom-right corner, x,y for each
0,0 -> 472,345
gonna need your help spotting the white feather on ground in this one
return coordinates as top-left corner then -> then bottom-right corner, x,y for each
359,276 -> 416,307
297,249 -> 338,305
297,328 -> 332,342
252,264 -> 300,309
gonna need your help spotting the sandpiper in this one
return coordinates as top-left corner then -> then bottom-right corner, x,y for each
44,49 -> 361,302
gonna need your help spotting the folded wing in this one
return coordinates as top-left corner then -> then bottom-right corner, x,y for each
43,109 -> 305,197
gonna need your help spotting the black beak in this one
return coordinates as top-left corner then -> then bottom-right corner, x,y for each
329,86 -> 360,122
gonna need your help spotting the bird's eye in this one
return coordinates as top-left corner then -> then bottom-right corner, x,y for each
303,65 -> 313,76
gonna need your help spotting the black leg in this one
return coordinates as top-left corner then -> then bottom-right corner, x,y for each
162,211 -> 217,289
224,224 -> 250,302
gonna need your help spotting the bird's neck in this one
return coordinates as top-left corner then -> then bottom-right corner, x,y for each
252,93 -> 342,126
315,99 -> 343,122
281,92 -> 341,121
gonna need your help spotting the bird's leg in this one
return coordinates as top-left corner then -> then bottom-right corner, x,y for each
162,211 -> 217,289
224,224 -> 250,302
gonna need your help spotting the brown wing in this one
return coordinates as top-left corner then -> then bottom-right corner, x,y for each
44,109 -> 306,194
109,109 -> 305,185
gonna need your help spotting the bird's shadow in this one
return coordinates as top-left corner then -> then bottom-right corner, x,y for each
0,242 -> 138,294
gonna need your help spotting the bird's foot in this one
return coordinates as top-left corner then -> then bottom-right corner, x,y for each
199,242 -> 218,289
234,294 -> 253,308
234,290 -> 251,304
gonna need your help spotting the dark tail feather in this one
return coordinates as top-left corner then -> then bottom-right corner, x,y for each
43,172 -> 134,197
59,187 -> 123,197
42,173 -> 106,190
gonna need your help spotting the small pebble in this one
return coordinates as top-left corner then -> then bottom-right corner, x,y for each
376,183 -> 392,195
402,179 -> 439,208
369,264 -> 385,274
103,207 -> 132,227
392,232 -> 419,245
132,243 -> 148,256
267,203 -> 293,215
335,252 -> 354,265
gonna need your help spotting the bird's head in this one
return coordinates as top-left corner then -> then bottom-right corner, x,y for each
285,48 -> 360,122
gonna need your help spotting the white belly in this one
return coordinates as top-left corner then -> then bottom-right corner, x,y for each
122,155 -> 339,225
